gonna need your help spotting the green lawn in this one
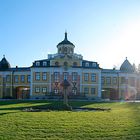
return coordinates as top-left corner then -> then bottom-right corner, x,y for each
0,100 -> 140,140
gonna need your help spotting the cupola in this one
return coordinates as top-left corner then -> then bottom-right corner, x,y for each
120,57 -> 134,73
57,32 -> 75,55
0,55 -> 11,70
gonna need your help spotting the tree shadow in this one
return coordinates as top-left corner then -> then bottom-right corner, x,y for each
0,111 -> 18,116
0,100 -> 111,111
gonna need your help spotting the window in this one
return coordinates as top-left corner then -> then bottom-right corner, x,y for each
35,87 -> 40,93
106,77 -> 111,85
63,72 -> 68,80
84,73 -> 89,81
42,87 -> 47,93
91,73 -> 96,82
20,75 -> 25,83
84,87 -> 89,94
43,61 -> 47,66
113,77 -> 117,84
54,72 -> 59,82
6,75 -> 11,82
72,72 -> 77,81
92,63 -> 97,67
27,75 -> 30,83
121,77 -> 126,84
64,62 -> 68,66
42,72 -> 47,80
85,62 -> 89,67
91,88 -> 96,94
36,62 -> 40,66
35,72 -> 40,80
14,75 -> 18,83
55,62 -> 59,66
101,77 -> 105,84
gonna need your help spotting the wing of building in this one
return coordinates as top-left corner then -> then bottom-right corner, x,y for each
0,33 -> 140,100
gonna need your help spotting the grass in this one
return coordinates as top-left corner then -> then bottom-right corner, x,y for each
0,100 -> 140,140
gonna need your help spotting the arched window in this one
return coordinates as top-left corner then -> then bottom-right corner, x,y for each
55,62 -> 59,66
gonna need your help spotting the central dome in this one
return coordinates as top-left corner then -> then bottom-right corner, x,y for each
57,32 -> 75,47
57,32 -> 75,55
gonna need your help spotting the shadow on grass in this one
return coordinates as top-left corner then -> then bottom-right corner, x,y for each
0,111 -> 18,116
0,100 -> 49,106
0,100 -> 111,111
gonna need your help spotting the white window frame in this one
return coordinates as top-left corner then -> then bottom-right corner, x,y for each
85,62 -> 89,67
92,63 -> 97,67
20,75 -> 25,83
84,87 -> 89,94
35,72 -> 40,80
42,87 -> 47,93
63,72 -> 68,80
42,72 -> 47,80
43,61 -> 47,66
14,75 -> 18,83
84,73 -> 89,81
72,72 -> 77,81
91,73 -> 96,82
54,72 -> 59,82
27,75 -> 30,83
36,62 -> 40,66
35,87 -> 40,93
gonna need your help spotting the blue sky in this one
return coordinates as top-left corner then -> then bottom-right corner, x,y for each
0,0 -> 140,68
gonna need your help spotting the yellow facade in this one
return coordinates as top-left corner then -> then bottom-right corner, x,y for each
82,73 -> 98,84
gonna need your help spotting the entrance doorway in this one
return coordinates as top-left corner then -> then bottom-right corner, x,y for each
102,88 -> 119,100
16,86 -> 30,99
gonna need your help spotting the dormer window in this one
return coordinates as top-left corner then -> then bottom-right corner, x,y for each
36,62 -> 40,66
43,61 -> 47,66
85,62 -> 89,67
92,63 -> 97,67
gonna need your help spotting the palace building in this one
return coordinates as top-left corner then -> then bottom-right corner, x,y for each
0,32 -> 140,100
